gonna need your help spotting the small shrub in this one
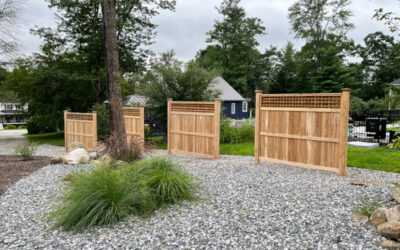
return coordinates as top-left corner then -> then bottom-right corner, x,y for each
353,199 -> 381,217
26,115 -> 57,134
388,121 -> 400,150
14,142 -> 38,160
51,165 -> 149,232
5,124 -> 17,130
129,157 -> 198,205
105,133 -> 143,162
220,118 -> 254,144
18,124 -> 27,129
144,125 -> 154,140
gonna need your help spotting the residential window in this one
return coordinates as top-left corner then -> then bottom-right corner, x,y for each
242,101 -> 248,113
16,105 -> 21,110
5,104 -> 12,110
231,103 -> 236,114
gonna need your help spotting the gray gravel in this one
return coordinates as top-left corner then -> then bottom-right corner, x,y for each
1,151 -> 399,249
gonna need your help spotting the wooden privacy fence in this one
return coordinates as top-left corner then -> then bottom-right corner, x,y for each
64,110 -> 97,151
254,89 -> 350,176
123,107 -> 145,143
167,99 -> 220,159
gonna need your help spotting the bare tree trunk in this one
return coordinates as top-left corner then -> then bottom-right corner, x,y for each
102,0 -> 127,145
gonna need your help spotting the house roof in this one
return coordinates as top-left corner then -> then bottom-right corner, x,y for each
125,94 -> 148,106
392,79 -> 400,86
208,76 -> 245,101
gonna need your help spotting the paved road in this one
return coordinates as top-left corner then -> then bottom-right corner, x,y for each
0,129 -> 64,157
0,130 -> 28,155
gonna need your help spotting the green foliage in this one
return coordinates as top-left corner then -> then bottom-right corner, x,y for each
353,199 -> 381,217
52,157 -> 197,232
92,103 -> 110,140
4,124 -> 17,129
18,124 -> 27,129
220,118 -> 254,144
26,115 -> 58,134
388,122 -> 400,150
128,157 -> 198,205
14,142 -> 38,161
51,165 -> 149,232
144,125 -> 154,139
137,51 -> 218,136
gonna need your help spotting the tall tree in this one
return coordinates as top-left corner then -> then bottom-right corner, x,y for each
34,0 -> 175,103
102,0 -> 126,143
198,0 -> 265,97
288,0 -> 354,73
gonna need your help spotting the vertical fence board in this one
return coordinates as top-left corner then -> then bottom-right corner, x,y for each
255,89 -> 350,176
167,99 -> 220,159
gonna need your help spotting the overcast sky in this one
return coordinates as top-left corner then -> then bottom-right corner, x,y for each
15,0 -> 399,62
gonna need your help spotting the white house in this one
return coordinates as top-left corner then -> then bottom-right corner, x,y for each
0,102 -> 28,128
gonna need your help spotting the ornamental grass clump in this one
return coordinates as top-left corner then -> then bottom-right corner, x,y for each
14,142 -> 38,160
131,157 -> 198,205
51,165 -> 149,232
52,156 -> 198,232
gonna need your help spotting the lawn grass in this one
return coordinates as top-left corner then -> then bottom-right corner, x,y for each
347,146 -> 400,173
24,132 -> 65,147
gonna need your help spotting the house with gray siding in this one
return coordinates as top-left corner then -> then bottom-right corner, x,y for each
0,102 -> 28,128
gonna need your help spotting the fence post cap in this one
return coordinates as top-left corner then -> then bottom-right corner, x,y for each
214,98 -> 221,101
167,98 -> 173,101
342,88 -> 351,92
255,90 -> 263,93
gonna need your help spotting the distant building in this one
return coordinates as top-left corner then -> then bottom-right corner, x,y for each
124,94 -> 148,107
125,77 -> 250,120
208,76 -> 249,119
0,102 -> 28,127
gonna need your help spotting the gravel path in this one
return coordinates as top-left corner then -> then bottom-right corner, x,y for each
1,151 -> 399,249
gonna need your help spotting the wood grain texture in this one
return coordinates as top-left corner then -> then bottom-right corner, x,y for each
255,90 -> 350,176
64,110 -> 97,151
123,107 -> 145,147
168,99 -> 220,159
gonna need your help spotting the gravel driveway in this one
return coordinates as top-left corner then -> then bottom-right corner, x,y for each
0,129 -> 64,157
0,151 -> 399,249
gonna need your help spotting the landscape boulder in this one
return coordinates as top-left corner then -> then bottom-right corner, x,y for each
370,208 -> 388,225
381,239 -> 400,250
63,148 -> 89,165
88,151 -> 97,160
68,141 -> 86,152
386,205 -> 400,222
378,222 -> 400,239
393,187 -> 400,204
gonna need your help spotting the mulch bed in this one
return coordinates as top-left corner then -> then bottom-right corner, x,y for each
0,155 -> 51,196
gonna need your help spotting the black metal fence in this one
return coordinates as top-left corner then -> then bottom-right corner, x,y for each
349,110 -> 400,144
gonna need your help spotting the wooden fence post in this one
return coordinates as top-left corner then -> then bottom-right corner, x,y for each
140,106 -> 145,140
338,88 -> 351,176
167,98 -> 172,155
93,111 -> 97,150
214,99 -> 221,159
254,90 -> 262,164
64,110 -> 68,152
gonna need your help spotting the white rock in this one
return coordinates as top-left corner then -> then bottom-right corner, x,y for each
68,141 -> 86,152
63,148 -> 89,165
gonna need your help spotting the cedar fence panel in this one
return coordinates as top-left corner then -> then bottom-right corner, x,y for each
254,89 -> 350,176
167,99 -> 220,159
64,110 -> 97,151
123,107 -> 145,143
